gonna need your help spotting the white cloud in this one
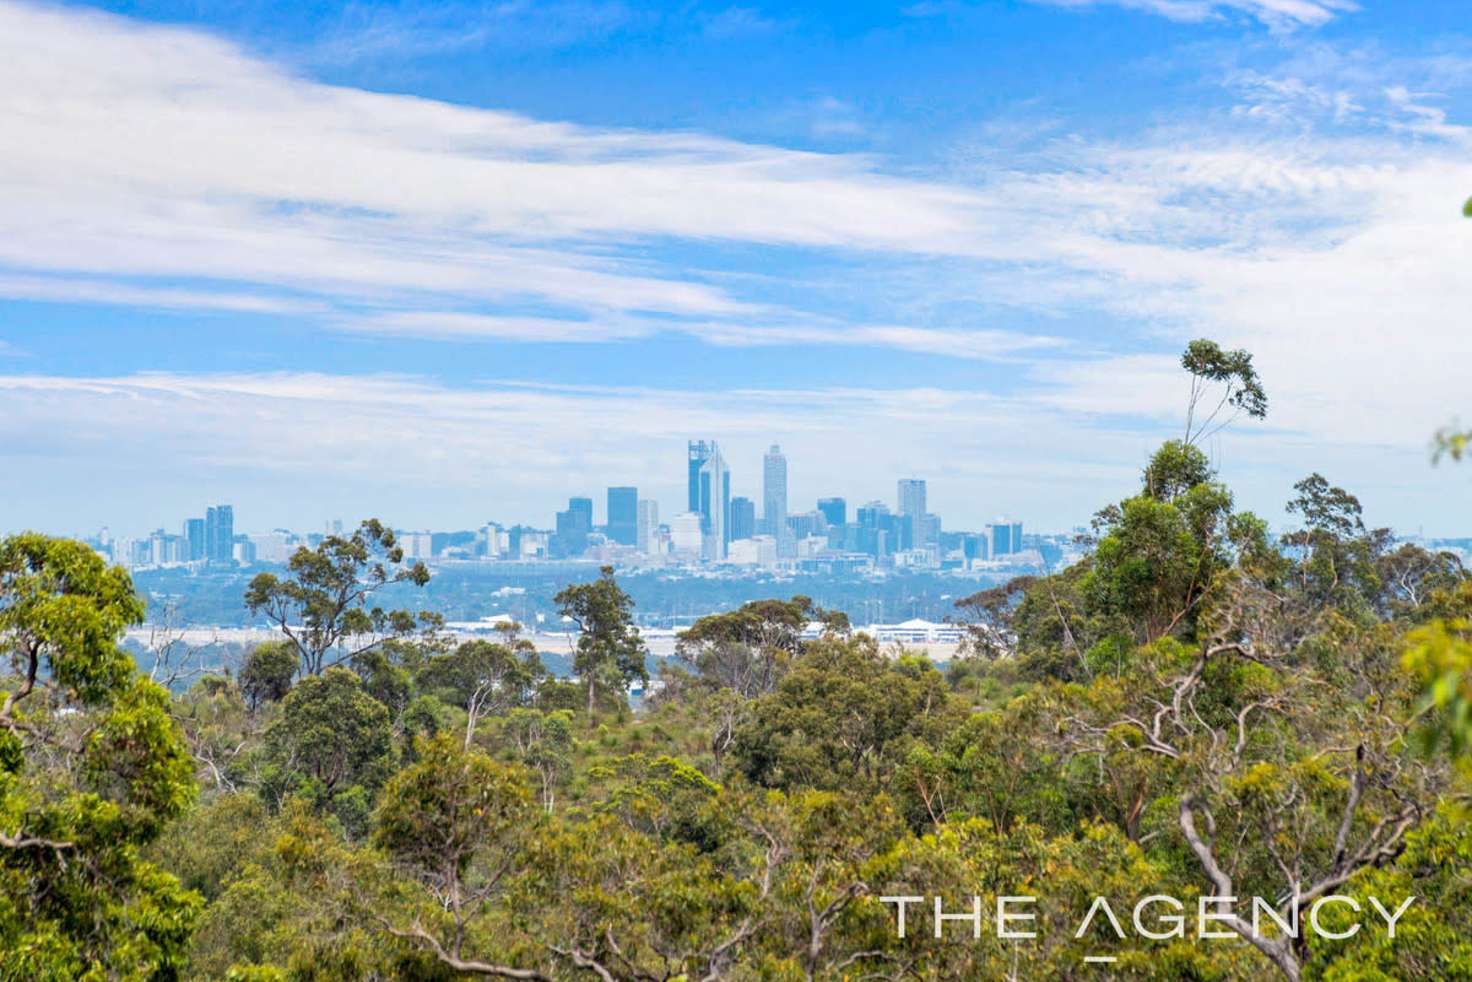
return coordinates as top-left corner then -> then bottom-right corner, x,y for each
1031,0 -> 1357,28
0,0 -> 1022,358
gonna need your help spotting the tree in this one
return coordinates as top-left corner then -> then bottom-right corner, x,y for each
0,534 -> 200,977
676,595 -> 840,698
416,639 -> 544,748
244,519 -> 434,676
1433,422 -> 1470,464
371,735 -> 540,978
731,634 -> 957,792
553,566 -> 648,716
502,709 -> 573,812
1055,571 -> 1441,980
239,641 -> 299,711
1180,337 -> 1269,446
263,667 -> 393,833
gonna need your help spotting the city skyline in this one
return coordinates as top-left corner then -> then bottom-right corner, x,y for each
53,438 -> 1033,546
81,438 -> 1053,572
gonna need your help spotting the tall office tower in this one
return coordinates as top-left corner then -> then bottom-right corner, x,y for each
817,497 -> 846,528
636,499 -> 659,553
183,517 -> 206,561
205,505 -> 234,563
729,496 -> 756,541
987,519 -> 1023,556
688,440 -> 730,560
670,512 -> 704,556
688,440 -> 714,513
607,486 -> 638,546
919,514 -> 942,552
897,478 -> 931,548
762,444 -> 788,534
856,500 -> 889,528
555,497 -> 594,557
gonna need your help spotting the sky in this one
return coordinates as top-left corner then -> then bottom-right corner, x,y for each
1,0 -> 1470,538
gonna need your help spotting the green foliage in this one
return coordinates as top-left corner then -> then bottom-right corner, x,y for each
1403,617 -> 1472,759
0,534 -> 200,978
554,565 -> 648,715
1181,337 -> 1268,445
1434,423 -> 1471,464
244,518 -> 434,676
676,595 -> 844,698
731,634 -> 958,791
239,640 -> 298,710
372,734 -> 533,880
262,667 -> 392,834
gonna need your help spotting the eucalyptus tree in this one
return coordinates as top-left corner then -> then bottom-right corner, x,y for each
553,566 -> 648,716
0,534 -> 200,977
244,519 -> 434,676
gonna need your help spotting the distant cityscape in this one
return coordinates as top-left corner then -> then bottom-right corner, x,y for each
82,439 -> 1078,576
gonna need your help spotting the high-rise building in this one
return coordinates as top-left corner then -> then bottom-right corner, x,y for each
555,497 -> 593,557
670,512 -> 704,557
636,499 -> 659,554
898,479 -> 931,548
817,497 -> 846,528
183,517 -> 206,561
399,531 -> 433,560
205,505 -> 234,564
787,511 -> 824,540
688,440 -> 730,560
730,496 -> 756,540
919,514 -> 942,552
856,500 -> 890,528
762,444 -> 788,535
606,486 -> 638,546
987,519 -> 1024,556
688,441 -> 713,513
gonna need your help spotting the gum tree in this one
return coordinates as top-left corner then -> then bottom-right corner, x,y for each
0,534 -> 199,977
244,519 -> 433,676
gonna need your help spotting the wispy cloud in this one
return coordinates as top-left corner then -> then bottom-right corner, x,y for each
1028,0 -> 1357,29
0,0 -> 1037,360
308,1 -> 641,65
699,6 -> 789,40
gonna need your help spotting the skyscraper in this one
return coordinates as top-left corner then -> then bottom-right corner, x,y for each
729,496 -> 756,540
762,444 -> 787,535
555,497 -> 593,556
688,441 -> 713,513
897,478 -> 931,548
688,440 -> 730,560
183,517 -> 206,561
817,497 -> 846,528
636,499 -> 659,554
987,519 -> 1024,556
205,505 -> 233,564
670,512 -> 704,556
607,486 -> 638,546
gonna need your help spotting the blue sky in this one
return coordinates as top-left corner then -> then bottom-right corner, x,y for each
1,0 -> 1470,538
